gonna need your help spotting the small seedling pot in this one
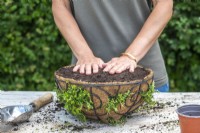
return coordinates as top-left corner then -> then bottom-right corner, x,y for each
176,104 -> 200,133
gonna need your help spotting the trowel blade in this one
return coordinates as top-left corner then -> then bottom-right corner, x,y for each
0,105 -> 33,123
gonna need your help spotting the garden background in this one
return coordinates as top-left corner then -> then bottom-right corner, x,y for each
0,0 -> 200,92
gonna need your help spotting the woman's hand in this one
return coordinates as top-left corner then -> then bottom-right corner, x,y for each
73,56 -> 105,75
103,56 -> 137,74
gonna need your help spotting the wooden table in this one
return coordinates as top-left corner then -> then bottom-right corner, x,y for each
0,91 -> 200,133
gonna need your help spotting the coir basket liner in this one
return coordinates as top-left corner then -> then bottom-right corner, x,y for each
55,66 -> 154,123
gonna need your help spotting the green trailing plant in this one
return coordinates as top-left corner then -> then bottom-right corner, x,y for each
105,90 -> 131,113
57,81 -> 156,124
57,84 -> 93,121
105,82 -> 156,114
140,81 -> 156,107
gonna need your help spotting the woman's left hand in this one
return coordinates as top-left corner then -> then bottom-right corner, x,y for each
103,56 -> 137,74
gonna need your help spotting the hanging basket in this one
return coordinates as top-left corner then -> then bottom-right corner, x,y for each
55,65 -> 154,123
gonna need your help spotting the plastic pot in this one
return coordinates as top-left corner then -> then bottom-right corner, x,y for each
176,104 -> 200,133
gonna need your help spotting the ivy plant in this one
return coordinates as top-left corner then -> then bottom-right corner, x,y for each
105,90 -> 131,113
57,84 -> 93,121
140,81 -> 156,107
57,81 -> 156,124
105,82 -> 156,114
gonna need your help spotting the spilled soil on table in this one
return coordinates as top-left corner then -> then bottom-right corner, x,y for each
5,100 -> 180,133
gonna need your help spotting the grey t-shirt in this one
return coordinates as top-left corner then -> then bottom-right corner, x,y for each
70,0 -> 168,88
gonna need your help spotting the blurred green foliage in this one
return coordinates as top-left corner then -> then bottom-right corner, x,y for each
160,1 -> 200,92
0,0 -> 71,91
0,1 -> 199,91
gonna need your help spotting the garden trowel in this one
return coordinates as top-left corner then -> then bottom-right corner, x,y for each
0,93 -> 53,124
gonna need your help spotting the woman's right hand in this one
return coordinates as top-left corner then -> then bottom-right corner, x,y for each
73,56 -> 105,75
52,0 -> 104,75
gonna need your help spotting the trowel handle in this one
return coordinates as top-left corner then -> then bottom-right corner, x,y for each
30,93 -> 53,112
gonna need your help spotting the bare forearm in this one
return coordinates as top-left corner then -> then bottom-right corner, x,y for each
52,0 -> 94,59
125,0 -> 173,62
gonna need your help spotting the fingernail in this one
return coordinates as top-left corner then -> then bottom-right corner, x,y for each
116,71 -> 121,73
109,71 -> 114,74
93,70 -> 98,73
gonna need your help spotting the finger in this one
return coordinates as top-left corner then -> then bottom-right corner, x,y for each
92,64 -> 99,73
109,64 -> 122,74
102,63 -> 108,68
99,63 -> 104,68
102,61 -> 111,68
79,64 -> 86,74
73,65 -> 80,72
129,64 -> 134,73
116,65 -> 128,73
85,64 -> 92,75
103,62 -> 116,72
98,60 -> 105,68
130,61 -> 137,72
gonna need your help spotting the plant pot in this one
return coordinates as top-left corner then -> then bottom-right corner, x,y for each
176,104 -> 200,133
54,65 -> 154,123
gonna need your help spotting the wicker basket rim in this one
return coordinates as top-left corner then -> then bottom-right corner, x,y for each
54,65 -> 154,86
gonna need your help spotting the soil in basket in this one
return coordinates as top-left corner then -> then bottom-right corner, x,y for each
56,66 -> 150,82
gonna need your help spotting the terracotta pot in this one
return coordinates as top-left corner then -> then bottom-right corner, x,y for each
176,104 -> 200,133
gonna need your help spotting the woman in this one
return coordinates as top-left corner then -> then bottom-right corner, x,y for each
52,0 -> 173,92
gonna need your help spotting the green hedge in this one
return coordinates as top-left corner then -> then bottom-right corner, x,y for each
0,1 -> 71,91
159,1 -> 200,92
0,1 -> 199,92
